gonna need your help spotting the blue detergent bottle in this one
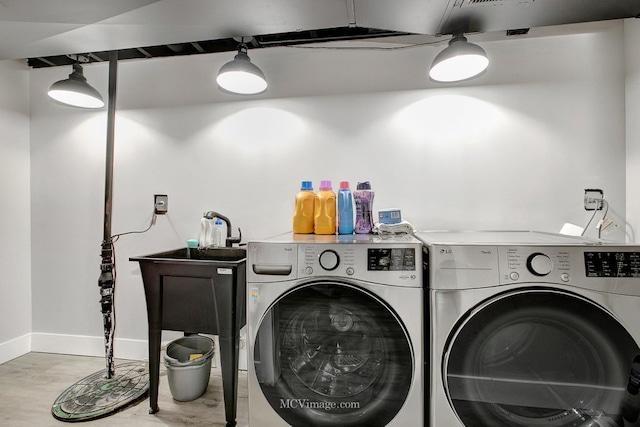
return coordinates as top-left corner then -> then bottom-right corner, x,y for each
338,181 -> 354,234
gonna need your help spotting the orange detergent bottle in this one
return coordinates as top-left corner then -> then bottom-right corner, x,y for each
314,180 -> 336,235
292,181 -> 315,234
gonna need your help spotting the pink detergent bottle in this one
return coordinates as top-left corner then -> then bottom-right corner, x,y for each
314,180 -> 336,235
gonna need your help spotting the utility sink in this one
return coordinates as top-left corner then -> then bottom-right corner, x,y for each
139,246 -> 247,262
130,245 -> 246,425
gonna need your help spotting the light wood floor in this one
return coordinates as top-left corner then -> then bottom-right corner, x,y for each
0,352 -> 248,427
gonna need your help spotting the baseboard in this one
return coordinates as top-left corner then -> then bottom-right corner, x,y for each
3,333 -> 247,370
0,333 -> 31,364
30,333 -> 148,361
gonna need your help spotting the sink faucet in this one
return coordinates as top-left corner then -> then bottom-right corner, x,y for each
203,211 -> 242,247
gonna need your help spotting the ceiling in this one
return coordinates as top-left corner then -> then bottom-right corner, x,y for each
1,0 -> 638,68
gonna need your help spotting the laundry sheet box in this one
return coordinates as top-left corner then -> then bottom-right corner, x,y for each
378,208 -> 402,224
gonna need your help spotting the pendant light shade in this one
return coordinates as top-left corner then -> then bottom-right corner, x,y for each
429,35 -> 489,83
48,63 -> 105,108
216,43 -> 267,95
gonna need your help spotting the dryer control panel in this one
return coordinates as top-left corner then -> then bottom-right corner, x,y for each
584,251 -> 640,277
424,245 -> 578,290
503,247 -> 572,282
424,242 -> 640,295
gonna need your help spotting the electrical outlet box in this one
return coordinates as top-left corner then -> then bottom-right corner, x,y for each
584,189 -> 603,211
154,194 -> 168,215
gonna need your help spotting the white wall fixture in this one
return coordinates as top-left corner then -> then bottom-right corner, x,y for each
48,57 -> 104,108
429,34 -> 489,83
216,40 -> 267,95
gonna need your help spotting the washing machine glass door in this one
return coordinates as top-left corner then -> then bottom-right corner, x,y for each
253,281 -> 414,426
444,288 -> 639,427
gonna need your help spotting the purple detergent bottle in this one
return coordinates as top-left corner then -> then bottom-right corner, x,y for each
353,181 -> 374,234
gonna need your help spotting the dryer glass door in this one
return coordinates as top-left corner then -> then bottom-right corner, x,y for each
444,288 -> 640,427
253,281 -> 414,426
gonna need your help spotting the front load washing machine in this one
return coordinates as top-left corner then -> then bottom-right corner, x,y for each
415,231 -> 640,427
246,233 -> 423,427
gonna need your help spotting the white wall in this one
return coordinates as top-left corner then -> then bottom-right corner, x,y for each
626,19 -> 640,243
0,59 -> 31,363
25,20 -> 629,360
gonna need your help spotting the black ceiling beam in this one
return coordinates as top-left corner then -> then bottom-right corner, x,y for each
27,26 -> 410,69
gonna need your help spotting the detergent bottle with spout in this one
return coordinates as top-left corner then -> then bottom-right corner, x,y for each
293,181 -> 315,234
314,180 -> 336,235
337,181 -> 354,235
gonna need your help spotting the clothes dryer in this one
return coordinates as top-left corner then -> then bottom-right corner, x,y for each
415,231 -> 640,427
246,233 -> 423,426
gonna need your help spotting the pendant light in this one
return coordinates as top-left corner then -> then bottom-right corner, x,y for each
429,34 -> 489,83
216,40 -> 267,95
48,57 -> 104,108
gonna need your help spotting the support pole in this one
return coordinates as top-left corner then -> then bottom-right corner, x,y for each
98,51 -> 118,378
52,51 -> 148,423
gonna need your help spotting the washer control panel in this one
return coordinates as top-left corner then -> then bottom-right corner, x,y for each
368,247 -> 417,271
301,245 -> 418,274
247,234 -> 419,288
297,241 -> 422,287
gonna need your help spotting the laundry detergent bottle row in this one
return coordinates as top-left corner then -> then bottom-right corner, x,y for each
314,180 -> 336,235
354,181 -> 374,234
292,181 -> 315,234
